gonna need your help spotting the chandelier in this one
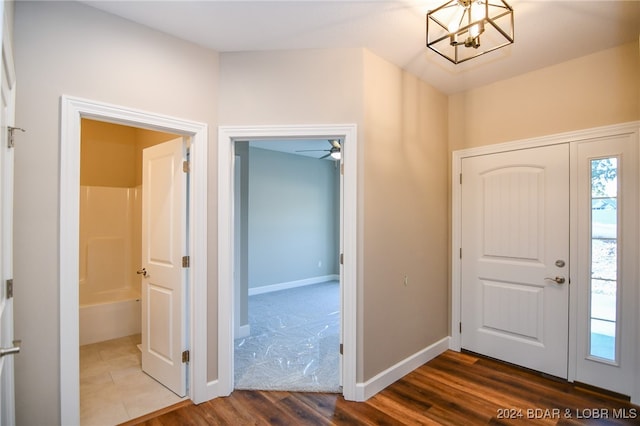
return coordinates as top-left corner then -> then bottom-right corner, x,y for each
426,0 -> 514,64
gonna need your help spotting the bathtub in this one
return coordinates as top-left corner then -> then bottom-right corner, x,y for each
79,288 -> 141,346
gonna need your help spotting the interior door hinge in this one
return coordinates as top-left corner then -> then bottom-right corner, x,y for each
183,160 -> 190,173
5,279 -> 13,299
459,322 -> 462,333
339,253 -> 344,265
339,343 -> 343,355
340,164 -> 344,175
459,248 -> 462,259
459,173 -> 462,184
182,350 -> 190,363
7,126 -> 25,148
182,256 -> 190,268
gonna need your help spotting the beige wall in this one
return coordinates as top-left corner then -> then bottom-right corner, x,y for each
81,119 -> 137,187
13,2 -> 218,424
81,118 -> 179,187
219,48 -> 365,125
362,51 -> 449,379
449,41 -> 640,151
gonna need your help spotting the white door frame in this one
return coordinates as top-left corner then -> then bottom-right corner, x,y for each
451,121 -> 640,403
59,96 -> 209,424
0,2 -> 17,423
217,124 -> 358,401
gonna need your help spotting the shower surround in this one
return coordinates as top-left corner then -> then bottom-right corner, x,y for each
79,185 -> 142,345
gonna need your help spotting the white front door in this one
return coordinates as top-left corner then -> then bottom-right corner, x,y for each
0,7 -> 18,425
573,134 -> 638,397
141,137 -> 187,397
461,144 -> 570,378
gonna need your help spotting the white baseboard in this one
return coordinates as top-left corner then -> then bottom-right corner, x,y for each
203,336 -> 450,403
248,274 -> 339,296
354,336 -> 450,401
204,379 -> 221,402
236,324 -> 250,339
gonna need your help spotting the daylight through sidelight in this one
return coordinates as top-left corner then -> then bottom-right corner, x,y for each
589,157 -> 619,361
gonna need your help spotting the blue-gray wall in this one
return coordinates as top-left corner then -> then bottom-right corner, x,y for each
247,147 -> 339,289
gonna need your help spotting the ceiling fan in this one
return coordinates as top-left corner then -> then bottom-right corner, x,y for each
296,139 -> 341,160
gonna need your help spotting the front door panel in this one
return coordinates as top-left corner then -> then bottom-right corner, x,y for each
461,144 -> 570,378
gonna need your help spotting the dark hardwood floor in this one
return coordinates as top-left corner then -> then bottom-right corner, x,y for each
122,350 -> 640,425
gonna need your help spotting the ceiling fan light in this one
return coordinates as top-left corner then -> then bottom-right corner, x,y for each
330,151 -> 341,160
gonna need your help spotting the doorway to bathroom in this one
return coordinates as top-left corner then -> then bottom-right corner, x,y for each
78,119 -> 187,424
59,96 -> 209,425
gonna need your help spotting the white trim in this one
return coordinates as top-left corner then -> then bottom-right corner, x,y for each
59,96 -> 209,425
571,130 -> 640,401
451,121 -> 640,392
217,124 -> 358,401
453,122 -> 640,160
248,274 -> 339,296
568,141 -> 579,384
355,337 -> 450,401
236,324 -> 251,339
1,5 -> 17,424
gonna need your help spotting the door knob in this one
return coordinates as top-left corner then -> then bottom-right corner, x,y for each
545,276 -> 565,284
0,340 -> 21,357
136,268 -> 148,278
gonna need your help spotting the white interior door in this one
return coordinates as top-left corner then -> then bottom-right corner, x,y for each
461,144 -> 570,378
573,134 -> 638,397
0,8 -> 18,425
141,137 -> 187,397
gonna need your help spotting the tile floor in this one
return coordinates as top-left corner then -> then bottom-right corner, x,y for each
234,281 -> 341,393
80,334 -> 185,425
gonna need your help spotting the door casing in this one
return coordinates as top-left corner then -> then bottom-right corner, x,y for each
0,3 -> 17,423
451,121 -> 640,404
59,96 -> 209,425
217,124 -> 358,401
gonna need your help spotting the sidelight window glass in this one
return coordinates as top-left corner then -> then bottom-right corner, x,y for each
589,158 -> 618,361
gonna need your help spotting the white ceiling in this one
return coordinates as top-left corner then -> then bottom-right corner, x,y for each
82,0 -> 639,95
79,0 -> 639,157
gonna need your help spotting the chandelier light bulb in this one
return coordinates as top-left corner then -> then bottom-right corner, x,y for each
469,1 -> 486,39
448,8 -> 464,45
448,7 -> 464,33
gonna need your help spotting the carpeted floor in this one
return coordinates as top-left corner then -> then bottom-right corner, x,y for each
234,281 -> 341,393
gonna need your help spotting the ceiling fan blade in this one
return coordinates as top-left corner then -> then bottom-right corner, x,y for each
296,149 -> 330,153
319,153 -> 331,159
